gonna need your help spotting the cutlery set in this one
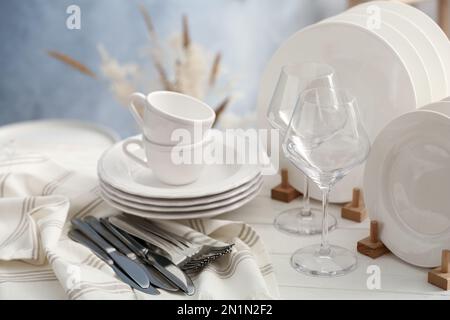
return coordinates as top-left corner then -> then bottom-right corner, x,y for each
70,217 -> 188,295
109,215 -> 234,271
70,215 -> 234,295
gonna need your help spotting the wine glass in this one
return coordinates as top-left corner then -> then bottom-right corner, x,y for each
267,62 -> 338,235
283,87 -> 370,277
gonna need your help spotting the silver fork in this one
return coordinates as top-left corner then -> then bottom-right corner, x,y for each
125,215 -> 233,255
123,215 -> 235,271
109,215 -> 195,265
111,215 -> 234,271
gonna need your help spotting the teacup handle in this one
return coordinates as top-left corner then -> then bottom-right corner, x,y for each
128,92 -> 147,130
122,139 -> 148,167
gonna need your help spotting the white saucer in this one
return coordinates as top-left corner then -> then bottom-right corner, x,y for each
100,184 -> 262,220
99,174 -> 262,207
100,176 -> 263,212
364,110 -> 450,267
98,131 -> 261,199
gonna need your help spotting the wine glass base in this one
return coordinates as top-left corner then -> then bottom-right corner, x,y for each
291,244 -> 357,277
273,207 -> 337,236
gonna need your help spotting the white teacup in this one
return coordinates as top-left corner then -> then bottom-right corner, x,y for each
129,91 -> 216,145
122,135 -> 213,185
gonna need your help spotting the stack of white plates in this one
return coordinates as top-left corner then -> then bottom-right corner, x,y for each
98,133 -> 262,220
364,98 -> 450,267
258,0 -> 450,203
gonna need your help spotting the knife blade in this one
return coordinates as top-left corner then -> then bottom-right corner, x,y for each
107,216 -> 195,296
99,217 -> 183,292
68,229 -> 159,295
71,218 -> 151,289
148,250 -> 196,296
84,216 -> 177,292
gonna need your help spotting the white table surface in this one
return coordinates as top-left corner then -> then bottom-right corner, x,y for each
220,174 -> 450,300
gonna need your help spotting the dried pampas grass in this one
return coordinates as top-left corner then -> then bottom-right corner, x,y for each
47,6 -> 237,127
47,51 -> 96,78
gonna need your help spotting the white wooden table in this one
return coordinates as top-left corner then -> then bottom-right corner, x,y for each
3,121 -> 448,300
221,174 -> 450,300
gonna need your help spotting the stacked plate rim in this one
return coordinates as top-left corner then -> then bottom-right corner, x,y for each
98,131 -> 262,220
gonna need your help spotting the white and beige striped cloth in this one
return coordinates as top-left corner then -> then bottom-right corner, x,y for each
0,151 -> 279,299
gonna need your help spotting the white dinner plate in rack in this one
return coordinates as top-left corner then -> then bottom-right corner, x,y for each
99,174 -> 262,206
100,184 -> 262,220
339,7 -> 447,100
98,131 -> 261,199
325,13 -> 432,106
257,21 -> 417,202
421,101 -> 450,117
364,110 -> 450,267
349,0 -> 450,94
100,176 -> 263,212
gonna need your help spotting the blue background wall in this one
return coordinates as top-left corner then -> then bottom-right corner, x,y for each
0,0 -> 437,137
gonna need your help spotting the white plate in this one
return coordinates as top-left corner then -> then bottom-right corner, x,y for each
102,178 -> 262,212
101,177 -> 263,212
421,101 -> 450,117
100,184 -> 262,220
339,8 -> 447,100
0,119 -> 119,174
99,174 -> 262,206
325,13 -> 432,106
98,131 -> 261,199
364,110 -> 450,267
257,22 -> 418,203
349,0 -> 450,94
0,119 -> 119,147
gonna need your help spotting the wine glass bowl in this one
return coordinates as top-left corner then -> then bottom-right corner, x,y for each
267,63 -> 337,135
267,63 -> 339,236
284,87 -> 370,189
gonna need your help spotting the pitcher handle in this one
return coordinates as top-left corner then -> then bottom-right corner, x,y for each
128,92 -> 147,130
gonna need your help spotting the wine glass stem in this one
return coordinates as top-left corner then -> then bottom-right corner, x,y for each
320,188 -> 331,254
300,179 -> 312,217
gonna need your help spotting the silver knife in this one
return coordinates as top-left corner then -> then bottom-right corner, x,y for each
84,216 -> 177,292
99,217 -> 183,292
71,219 -> 151,290
68,229 -> 159,295
107,216 -> 195,296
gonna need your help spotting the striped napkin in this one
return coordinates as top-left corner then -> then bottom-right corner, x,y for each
0,149 -> 279,299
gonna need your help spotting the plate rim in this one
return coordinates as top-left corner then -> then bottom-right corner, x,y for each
100,183 -> 263,220
0,119 -> 120,145
349,0 -> 450,90
420,101 -> 450,118
99,173 -> 262,206
323,13 -> 432,105
363,110 -> 450,267
101,177 -> 263,212
98,132 -> 261,199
